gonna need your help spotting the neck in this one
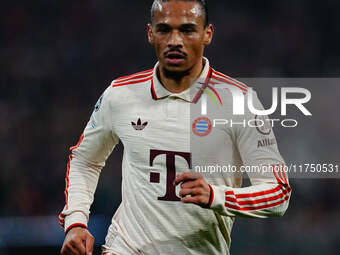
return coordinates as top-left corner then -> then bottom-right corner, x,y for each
158,58 -> 204,93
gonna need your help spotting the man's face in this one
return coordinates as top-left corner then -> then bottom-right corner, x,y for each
148,1 -> 213,73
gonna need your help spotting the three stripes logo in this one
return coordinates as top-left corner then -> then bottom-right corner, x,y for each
192,117 -> 212,137
132,118 -> 148,131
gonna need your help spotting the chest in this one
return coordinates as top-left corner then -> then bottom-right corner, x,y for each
113,95 -> 238,167
113,97 -> 190,154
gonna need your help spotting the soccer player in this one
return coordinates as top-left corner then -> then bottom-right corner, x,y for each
59,0 -> 292,254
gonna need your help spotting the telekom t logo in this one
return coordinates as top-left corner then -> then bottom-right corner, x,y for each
149,149 -> 191,201
201,86 -> 312,116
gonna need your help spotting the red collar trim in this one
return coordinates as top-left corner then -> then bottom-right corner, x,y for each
151,79 -> 158,100
192,67 -> 212,104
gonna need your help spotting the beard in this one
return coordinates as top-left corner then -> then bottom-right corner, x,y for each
162,66 -> 192,81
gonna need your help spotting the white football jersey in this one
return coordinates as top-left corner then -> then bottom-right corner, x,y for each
59,58 -> 291,255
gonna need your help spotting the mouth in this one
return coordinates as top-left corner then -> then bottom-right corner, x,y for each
165,52 -> 186,65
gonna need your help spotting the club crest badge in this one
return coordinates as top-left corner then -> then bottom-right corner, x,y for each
192,117 -> 212,137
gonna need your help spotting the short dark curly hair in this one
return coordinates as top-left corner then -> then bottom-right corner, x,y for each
151,0 -> 209,27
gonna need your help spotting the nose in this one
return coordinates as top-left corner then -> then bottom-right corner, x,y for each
168,30 -> 183,48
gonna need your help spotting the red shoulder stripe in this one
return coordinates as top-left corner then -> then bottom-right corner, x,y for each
115,69 -> 153,81
212,75 -> 248,93
112,75 -> 153,87
209,80 -> 219,85
212,70 -> 248,89
114,72 -> 153,84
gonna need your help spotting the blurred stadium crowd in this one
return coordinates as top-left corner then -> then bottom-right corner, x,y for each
1,0 -> 340,254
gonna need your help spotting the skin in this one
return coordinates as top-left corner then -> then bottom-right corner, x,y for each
148,1 -> 214,93
62,2 -> 214,254
148,1 -> 213,206
60,227 -> 94,255
175,172 -> 211,207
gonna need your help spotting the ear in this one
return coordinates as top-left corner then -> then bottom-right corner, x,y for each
147,24 -> 154,45
203,24 -> 214,46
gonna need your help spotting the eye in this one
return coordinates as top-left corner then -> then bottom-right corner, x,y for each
180,26 -> 196,34
157,26 -> 171,34
182,29 -> 194,34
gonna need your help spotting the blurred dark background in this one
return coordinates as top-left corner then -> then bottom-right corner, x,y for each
1,0 -> 340,254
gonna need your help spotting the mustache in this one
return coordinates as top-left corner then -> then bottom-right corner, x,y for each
164,48 -> 187,57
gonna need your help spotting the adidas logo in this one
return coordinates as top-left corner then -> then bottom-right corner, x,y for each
131,118 -> 148,131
